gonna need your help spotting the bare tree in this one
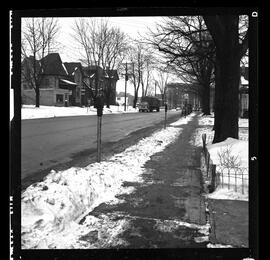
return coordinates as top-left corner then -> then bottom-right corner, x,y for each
203,15 -> 248,142
155,66 -> 170,105
72,18 -> 129,107
146,16 -> 215,115
127,42 -> 144,108
140,49 -> 156,97
21,18 -> 60,107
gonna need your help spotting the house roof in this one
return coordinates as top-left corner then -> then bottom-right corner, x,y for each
82,66 -> 119,80
106,69 -> 119,80
63,62 -> 83,76
60,79 -> 77,86
40,53 -> 68,76
241,66 -> 248,81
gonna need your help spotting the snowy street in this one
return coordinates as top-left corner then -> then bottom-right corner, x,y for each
21,110 -> 249,249
22,113 -> 211,249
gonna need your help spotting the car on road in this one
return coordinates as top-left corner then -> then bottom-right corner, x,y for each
138,96 -> 160,112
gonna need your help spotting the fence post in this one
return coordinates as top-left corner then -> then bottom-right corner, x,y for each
242,169 -> 244,194
228,170 -> 230,190
206,152 -> 210,178
235,169 -> 237,192
211,164 -> 216,190
202,133 -> 206,158
221,171 -> 224,188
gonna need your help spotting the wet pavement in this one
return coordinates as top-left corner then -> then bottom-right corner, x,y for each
79,113 -> 209,248
208,199 -> 248,247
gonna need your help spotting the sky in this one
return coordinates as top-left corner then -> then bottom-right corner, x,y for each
56,17 -> 164,63
55,17 -> 169,95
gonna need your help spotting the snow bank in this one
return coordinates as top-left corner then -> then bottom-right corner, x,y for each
190,113 -> 249,201
207,137 -> 248,169
21,114 -> 194,249
170,112 -> 195,126
21,105 -> 138,120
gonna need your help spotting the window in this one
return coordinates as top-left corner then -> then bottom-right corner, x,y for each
45,78 -> 50,85
56,94 -> 63,103
76,88 -> 80,99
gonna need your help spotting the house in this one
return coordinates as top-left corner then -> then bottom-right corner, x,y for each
239,66 -> 249,118
209,66 -> 249,118
116,92 -> 134,106
104,69 -> 119,105
166,83 -> 200,109
21,53 -> 78,106
63,62 -> 84,106
82,66 -> 119,107
22,53 -> 119,107
82,65 -> 105,106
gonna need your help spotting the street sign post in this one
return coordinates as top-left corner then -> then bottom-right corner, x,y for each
164,103 -> 168,129
95,96 -> 104,162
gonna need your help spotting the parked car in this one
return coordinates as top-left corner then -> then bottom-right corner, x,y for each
138,96 -> 160,112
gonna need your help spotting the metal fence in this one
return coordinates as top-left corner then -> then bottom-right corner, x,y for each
201,134 -> 249,194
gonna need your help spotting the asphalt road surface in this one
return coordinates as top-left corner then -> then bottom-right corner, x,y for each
21,110 -> 181,181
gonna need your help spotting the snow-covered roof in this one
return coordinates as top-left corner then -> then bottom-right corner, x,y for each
60,79 -> 77,85
241,76 -> 248,85
62,64 -> 68,75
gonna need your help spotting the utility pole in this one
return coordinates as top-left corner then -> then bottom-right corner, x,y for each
124,62 -> 127,111
155,81 -> 157,97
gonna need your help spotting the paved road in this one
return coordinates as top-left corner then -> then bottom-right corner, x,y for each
22,110 -> 181,180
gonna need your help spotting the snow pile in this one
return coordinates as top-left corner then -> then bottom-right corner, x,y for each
190,113 -> 249,201
21,105 -> 138,120
21,119 -> 185,249
207,243 -> 233,248
206,138 -> 248,201
207,137 -> 248,169
169,112 -> 195,126
207,187 -> 248,201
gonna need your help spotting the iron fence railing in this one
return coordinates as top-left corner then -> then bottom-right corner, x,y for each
201,134 -> 249,195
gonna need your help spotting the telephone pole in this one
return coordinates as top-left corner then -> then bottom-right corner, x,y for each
124,62 -> 127,111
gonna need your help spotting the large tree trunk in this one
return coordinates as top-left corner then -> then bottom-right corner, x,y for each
133,90 -> 138,108
35,85 -> 40,107
203,15 -> 244,143
213,50 -> 240,143
201,83 -> 211,115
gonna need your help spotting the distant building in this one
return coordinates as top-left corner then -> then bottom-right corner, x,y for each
116,92 -> 134,106
239,66 -> 249,118
166,83 -> 200,109
21,53 -> 119,107
210,66 -> 249,118
22,53 -> 78,106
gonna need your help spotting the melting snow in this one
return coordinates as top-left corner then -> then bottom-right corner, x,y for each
21,105 -> 139,120
21,115 -> 196,249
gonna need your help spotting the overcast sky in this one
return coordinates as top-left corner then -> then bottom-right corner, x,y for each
54,16 -> 168,95
57,16 -> 164,63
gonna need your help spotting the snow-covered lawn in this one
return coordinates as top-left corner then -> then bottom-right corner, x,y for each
191,113 -> 249,201
21,105 -> 138,120
21,113 -> 196,249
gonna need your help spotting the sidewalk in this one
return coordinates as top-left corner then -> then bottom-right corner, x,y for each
78,113 -> 209,248
208,198 -> 249,247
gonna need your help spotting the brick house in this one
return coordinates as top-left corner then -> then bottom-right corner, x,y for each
21,53 -> 78,106
239,66 -> 249,118
82,66 -> 119,107
209,66 -> 249,118
22,53 -> 119,107
104,69 -> 119,105
63,62 -> 84,106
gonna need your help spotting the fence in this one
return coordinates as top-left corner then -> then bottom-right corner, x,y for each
201,134 -> 249,194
